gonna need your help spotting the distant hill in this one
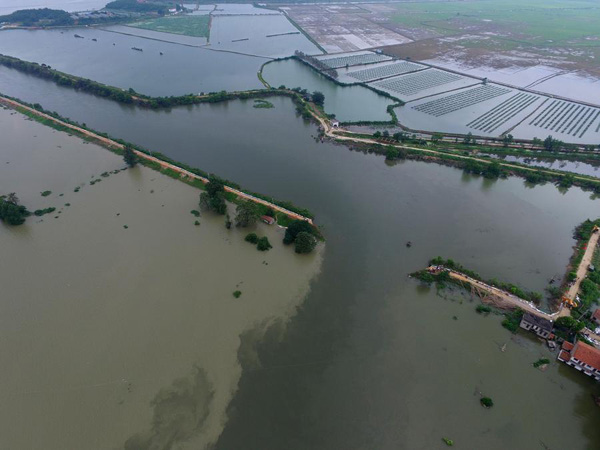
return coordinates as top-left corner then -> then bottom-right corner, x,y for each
0,8 -> 74,27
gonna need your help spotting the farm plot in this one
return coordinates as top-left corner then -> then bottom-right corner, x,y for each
317,52 -> 391,69
525,100 -> 600,139
371,69 -> 478,101
347,61 -> 425,82
467,92 -> 541,133
413,85 -> 511,117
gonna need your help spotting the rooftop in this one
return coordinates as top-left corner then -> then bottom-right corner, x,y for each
593,309 -> 600,321
521,312 -> 553,331
572,341 -> 600,370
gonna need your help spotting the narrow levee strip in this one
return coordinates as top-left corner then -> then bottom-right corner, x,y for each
0,95 -> 313,225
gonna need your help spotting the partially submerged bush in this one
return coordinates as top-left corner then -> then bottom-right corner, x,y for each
257,236 -> 272,252
480,397 -> 493,408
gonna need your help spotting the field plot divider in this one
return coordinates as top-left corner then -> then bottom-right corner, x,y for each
485,96 -> 539,133
569,108 -> 600,138
467,93 -> 525,128
502,97 -> 549,136
403,82 -> 481,104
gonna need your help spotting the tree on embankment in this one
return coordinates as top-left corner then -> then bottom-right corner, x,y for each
199,176 -> 227,215
283,219 -> 318,254
311,91 -> 325,107
0,193 -> 30,226
235,201 -> 259,227
123,145 -> 138,168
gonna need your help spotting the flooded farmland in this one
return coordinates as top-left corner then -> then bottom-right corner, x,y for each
262,59 -> 396,122
2,62 -> 600,448
0,106 -> 322,450
0,28 -> 266,96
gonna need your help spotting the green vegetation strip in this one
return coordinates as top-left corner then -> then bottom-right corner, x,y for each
410,257 -> 543,303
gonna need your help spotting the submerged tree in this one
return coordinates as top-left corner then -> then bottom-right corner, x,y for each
283,219 -> 314,245
0,193 -> 30,226
234,201 -> 259,227
311,91 -> 325,107
123,145 -> 138,168
199,176 -> 227,215
294,231 -> 317,254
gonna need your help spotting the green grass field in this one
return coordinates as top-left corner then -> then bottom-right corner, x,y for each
389,0 -> 600,45
129,15 -> 210,38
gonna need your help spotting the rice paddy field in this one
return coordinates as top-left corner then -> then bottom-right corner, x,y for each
394,81 -> 600,144
395,84 -> 542,138
511,101 -> 600,144
129,15 -> 210,38
368,68 -> 479,102
345,60 -> 425,83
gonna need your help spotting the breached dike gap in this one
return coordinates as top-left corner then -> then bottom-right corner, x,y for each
0,94 -> 315,226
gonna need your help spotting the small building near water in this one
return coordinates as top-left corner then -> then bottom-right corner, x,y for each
592,308 -> 600,326
519,312 -> 553,339
558,340 -> 600,382
331,121 -> 340,128
261,215 -> 275,225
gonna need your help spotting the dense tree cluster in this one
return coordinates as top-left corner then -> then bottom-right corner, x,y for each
234,201 -> 259,227
283,219 -> 318,253
0,8 -> 74,26
123,145 -> 138,167
199,176 -> 227,215
0,193 -> 30,226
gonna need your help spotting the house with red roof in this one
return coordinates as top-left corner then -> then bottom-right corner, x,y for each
558,340 -> 600,381
592,308 -> 600,326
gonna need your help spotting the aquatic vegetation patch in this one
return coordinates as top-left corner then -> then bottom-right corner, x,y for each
33,207 -> 56,216
253,99 -> 274,109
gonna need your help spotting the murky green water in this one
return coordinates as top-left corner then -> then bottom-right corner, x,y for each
1,63 -> 600,449
0,28 -> 266,96
262,59 -> 396,122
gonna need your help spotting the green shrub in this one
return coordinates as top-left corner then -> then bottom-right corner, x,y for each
40,190 -> 52,197
257,236 -> 272,251
533,358 -> 550,368
33,207 -> 56,216
294,231 -> 317,254
190,210 -> 200,217
233,290 -> 242,298
501,308 -> 524,333
245,233 -> 259,244
0,195 -> 30,225
476,304 -> 492,314
480,397 -> 493,408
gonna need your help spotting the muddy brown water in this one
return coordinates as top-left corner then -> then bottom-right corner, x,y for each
1,65 -> 600,449
0,108 -> 322,450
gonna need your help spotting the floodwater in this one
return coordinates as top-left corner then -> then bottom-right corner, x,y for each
1,66 -> 600,448
210,14 -> 321,58
488,153 -> 600,178
263,59 -> 396,122
0,28 -> 266,96
0,107 -> 322,450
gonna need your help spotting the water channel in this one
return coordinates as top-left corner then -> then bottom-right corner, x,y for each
1,57 -> 600,448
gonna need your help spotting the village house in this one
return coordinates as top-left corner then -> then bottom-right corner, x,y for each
592,308 -> 600,326
558,340 -> 600,382
519,312 -> 553,339
261,215 -> 275,225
